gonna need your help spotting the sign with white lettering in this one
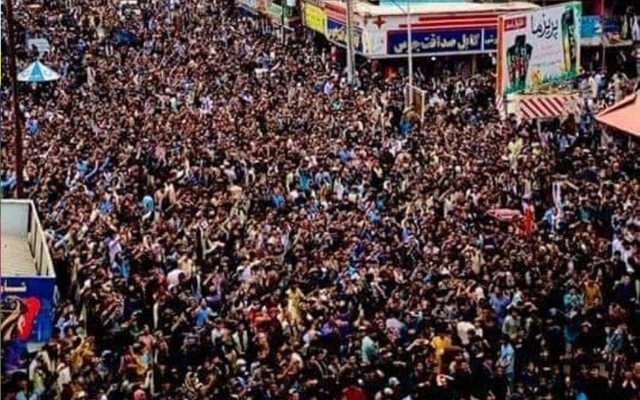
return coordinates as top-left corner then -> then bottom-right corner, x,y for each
387,28 -> 497,55
496,2 -> 582,97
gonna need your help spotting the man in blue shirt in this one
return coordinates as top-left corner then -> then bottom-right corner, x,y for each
490,289 -> 511,326
498,336 -> 515,391
196,301 -> 215,327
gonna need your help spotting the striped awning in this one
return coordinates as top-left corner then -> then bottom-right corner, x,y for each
516,94 -> 581,121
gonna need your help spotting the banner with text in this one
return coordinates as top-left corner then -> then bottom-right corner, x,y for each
581,15 -> 601,44
496,2 -> 582,97
327,19 -> 364,54
387,28 -> 497,56
303,3 -> 327,35
581,16 -> 634,47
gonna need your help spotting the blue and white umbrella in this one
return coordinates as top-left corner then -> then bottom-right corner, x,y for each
18,61 -> 61,83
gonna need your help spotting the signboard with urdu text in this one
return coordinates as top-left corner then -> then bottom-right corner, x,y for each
387,28 -> 497,56
581,16 -> 601,41
496,2 -> 582,98
303,3 -> 327,35
326,19 -> 364,53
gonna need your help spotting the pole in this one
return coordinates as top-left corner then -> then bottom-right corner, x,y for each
6,0 -> 24,198
407,0 -> 414,105
281,5 -> 286,44
389,0 -> 413,105
345,0 -> 355,84
599,4 -> 605,72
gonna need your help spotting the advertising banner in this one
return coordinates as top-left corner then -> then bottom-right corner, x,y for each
581,16 -> 601,40
496,2 -> 582,97
387,28 -> 497,56
598,16 -> 635,46
303,3 -> 327,35
1,277 -> 56,373
578,16 -> 634,46
327,19 -> 364,53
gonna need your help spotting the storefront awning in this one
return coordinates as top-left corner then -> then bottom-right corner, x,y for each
515,93 -> 581,121
595,92 -> 640,137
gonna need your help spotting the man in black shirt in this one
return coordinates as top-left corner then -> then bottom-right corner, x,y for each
583,366 -> 610,400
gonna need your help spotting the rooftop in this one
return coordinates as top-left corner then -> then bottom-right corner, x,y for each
1,200 -> 55,278
331,1 -> 540,16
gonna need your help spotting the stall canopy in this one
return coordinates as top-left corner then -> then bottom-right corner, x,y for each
18,61 -> 61,83
595,91 -> 640,137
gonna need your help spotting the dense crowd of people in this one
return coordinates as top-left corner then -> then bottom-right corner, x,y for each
1,0 -> 639,399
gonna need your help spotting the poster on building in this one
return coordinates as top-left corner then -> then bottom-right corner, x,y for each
580,15 -> 602,46
303,3 -> 327,35
496,2 -> 582,98
326,19 -> 364,54
1,277 -> 56,374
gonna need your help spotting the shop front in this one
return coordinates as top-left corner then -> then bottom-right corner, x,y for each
236,0 -> 300,30
302,1 -> 538,75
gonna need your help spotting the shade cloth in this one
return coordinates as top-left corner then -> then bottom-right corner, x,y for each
595,91 -> 640,137
18,61 -> 60,82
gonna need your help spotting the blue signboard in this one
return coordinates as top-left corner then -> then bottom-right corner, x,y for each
580,16 -> 627,45
326,19 -> 364,53
602,17 -> 621,35
581,16 -> 602,40
388,28 -> 495,56
2,277 -> 56,373
483,28 -> 498,51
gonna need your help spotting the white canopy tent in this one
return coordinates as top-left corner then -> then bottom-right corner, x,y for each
18,61 -> 61,83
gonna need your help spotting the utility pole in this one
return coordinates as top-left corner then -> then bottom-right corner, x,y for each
389,0 -> 414,105
407,0 -> 414,105
6,0 -> 24,198
599,2 -> 605,72
345,0 -> 355,84
281,4 -> 286,44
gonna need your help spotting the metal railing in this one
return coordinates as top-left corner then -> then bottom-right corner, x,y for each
2,199 -> 55,277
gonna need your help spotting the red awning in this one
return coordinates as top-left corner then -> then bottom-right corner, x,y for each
595,92 -> 640,137
516,94 -> 581,121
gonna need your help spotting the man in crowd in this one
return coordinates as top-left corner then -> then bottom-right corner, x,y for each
1,0 -> 639,399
